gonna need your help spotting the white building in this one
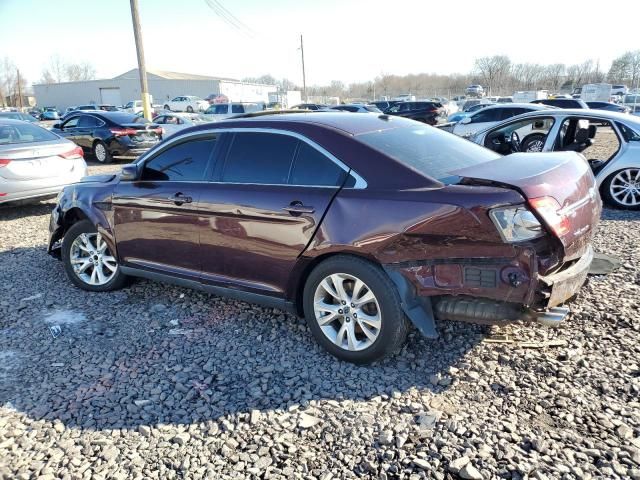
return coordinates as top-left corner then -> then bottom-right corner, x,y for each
33,69 -> 278,109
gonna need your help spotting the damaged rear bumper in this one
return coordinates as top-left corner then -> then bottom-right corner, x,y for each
385,245 -> 593,332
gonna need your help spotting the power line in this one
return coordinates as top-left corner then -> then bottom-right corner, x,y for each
204,0 -> 255,38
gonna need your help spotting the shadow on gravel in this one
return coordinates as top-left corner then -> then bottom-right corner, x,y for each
0,245 -> 486,432
0,200 -> 56,220
600,207 -> 640,221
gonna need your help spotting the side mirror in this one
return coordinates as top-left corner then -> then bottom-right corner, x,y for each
52,123 -> 61,129
121,163 -> 139,181
461,116 -> 472,124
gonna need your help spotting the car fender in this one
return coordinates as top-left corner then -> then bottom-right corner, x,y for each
593,141 -> 639,187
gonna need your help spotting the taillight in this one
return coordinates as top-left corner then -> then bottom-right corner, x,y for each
110,128 -> 138,136
0,159 -> 11,167
528,196 -> 570,237
59,146 -> 84,159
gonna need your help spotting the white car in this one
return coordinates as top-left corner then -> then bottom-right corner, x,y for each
452,103 -> 553,138
203,102 -> 265,121
153,113 -> 212,137
163,96 -> 209,113
469,109 -> 640,209
124,100 -> 143,114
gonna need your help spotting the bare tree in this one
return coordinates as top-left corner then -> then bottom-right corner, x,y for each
608,50 -> 640,87
474,55 -> 511,95
40,56 -> 96,84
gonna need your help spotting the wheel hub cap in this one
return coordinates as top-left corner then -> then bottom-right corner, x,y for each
610,169 -> 640,206
70,233 -> 118,286
313,273 -> 381,351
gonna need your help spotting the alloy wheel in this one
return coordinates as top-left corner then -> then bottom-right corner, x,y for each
610,168 -> 640,207
526,139 -> 544,152
94,143 -> 107,162
313,273 -> 381,351
70,232 -> 118,286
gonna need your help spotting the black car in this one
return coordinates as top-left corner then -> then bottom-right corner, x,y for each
585,101 -> 631,113
385,101 -> 446,125
531,98 -> 589,109
53,111 -> 162,163
369,100 -> 401,112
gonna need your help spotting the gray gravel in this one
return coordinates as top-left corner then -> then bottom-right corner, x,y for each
0,161 -> 639,479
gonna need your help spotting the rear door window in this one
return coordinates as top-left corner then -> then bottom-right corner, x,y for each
141,137 -> 217,181
290,142 -> 346,186
470,109 -> 501,123
220,132 -> 298,184
78,116 -> 101,128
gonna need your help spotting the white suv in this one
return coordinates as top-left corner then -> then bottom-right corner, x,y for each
203,102 -> 264,120
164,96 -> 209,113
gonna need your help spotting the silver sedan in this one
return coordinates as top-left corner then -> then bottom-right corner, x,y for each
469,109 -> 640,209
0,119 -> 87,204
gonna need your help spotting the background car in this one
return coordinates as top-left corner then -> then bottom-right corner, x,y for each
465,85 -> 484,97
40,110 -> 60,121
532,98 -> 589,109
0,111 -> 39,123
469,109 -> 640,209
586,101 -> 631,113
76,104 -> 118,112
163,95 -> 209,113
48,112 -> 599,364
611,85 -> 628,97
53,111 -> 162,163
447,102 -> 495,122
154,113 -> 212,136
452,103 -> 553,137
203,102 -> 265,120
290,103 -> 331,111
384,101 -> 445,124
330,104 -> 382,113
0,119 -> 87,204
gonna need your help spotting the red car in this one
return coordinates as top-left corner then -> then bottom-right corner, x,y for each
48,112 -> 601,363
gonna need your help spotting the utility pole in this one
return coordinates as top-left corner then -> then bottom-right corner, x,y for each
300,35 -> 307,102
130,0 -> 152,121
16,69 -> 23,109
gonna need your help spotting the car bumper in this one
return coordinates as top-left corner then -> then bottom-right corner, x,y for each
387,244 -> 594,327
0,165 -> 87,204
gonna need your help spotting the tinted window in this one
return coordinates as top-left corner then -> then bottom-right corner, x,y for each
78,116 -> 101,127
102,112 -> 147,124
356,124 -> 500,182
231,104 -> 244,113
0,122 -> 59,145
290,142 -> 345,186
221,132 -> 298,184
141,137 -> 216,181
206,105 -> 228,114
470,109 -> 500,123
617,122 -> 640,142
62,117 -> 80,128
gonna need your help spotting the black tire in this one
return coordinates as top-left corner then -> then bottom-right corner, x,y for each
92,140 -> 112,164
521,133 -> 546,152
186,106 -> 194,113
164,104 -> 170,111
62,220 -> 128,292
303,255 -> 409,364
601,168 -> 640,210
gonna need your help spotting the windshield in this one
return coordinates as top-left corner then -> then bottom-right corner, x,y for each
356,124 -> 500,182
624,95 -> 640,104
0,122 -> 59,145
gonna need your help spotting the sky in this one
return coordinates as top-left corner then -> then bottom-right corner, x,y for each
1,0 -> 639,87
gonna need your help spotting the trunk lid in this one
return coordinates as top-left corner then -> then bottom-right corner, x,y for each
452,152 -> 601,259
114,123 -> 162,144
0,140 -> 80,181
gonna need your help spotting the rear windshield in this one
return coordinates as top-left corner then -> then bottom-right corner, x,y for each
0,122 -> 59,145
103,112 -> 149,124
356,124 -> 500,182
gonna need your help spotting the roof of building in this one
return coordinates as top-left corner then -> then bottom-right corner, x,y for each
113,69 -> 238,82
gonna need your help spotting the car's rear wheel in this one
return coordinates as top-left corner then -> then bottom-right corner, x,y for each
62,220 -> 128,292
164,104 -> 170,111
92,140 -> 112,164
601,168 -> 640,210
186,106 -> 194,113
303,255 -> 408,364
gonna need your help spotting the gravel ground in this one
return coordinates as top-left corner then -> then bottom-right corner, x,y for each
0,161 -> 639,480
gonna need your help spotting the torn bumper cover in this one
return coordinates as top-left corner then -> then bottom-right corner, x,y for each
385,245 -> 593,334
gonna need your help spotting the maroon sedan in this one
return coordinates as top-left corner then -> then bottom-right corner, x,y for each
48,112 -> 601,363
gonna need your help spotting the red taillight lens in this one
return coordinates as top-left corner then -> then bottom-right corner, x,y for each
59,146 -> 84,159
528,196 -> 570,237
110,128 -> 138,136
0,159 -> 11,167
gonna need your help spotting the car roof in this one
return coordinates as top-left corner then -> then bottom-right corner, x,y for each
478,103 -> 552,110
184,111 -> 414,136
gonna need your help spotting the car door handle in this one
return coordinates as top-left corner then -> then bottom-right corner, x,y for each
283,202 -> 315,215
167,193 -> 192,205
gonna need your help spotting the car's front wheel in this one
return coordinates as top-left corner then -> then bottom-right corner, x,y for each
186,106 -> 194,113
303,255 -> 409,364
601,168 -> 640,210
62,220 -> 128,291
92,140 -> 112,164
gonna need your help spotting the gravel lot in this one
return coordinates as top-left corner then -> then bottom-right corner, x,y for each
0,161 -> 639,480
